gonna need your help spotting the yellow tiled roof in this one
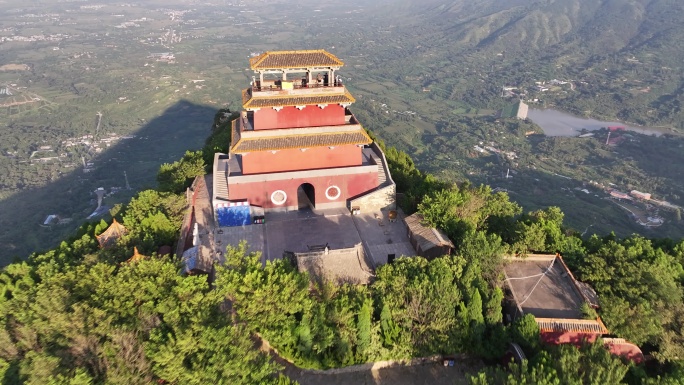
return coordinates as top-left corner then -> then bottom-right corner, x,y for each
230,129 -> 372,153
535,317 -> 609,334
242,89 -> 355,109
249,50 -> 344,70
126,247 -> 147,263
96,219 -> 128,249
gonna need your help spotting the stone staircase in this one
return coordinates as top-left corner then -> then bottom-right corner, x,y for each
214,174 -> 229,200
377,162 -> 387,186
212,153 -> 230,202
370,154 -> 388,186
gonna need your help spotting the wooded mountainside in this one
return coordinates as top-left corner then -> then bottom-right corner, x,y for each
356,0 -> 684,128
0,110 -> 683,384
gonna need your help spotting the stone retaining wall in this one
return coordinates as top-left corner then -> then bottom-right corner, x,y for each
348,183 -> 396,212
296,354 -> 458,375
260,334 -> 468,375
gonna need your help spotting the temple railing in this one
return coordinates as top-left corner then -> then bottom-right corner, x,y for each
251,82 -> 344,92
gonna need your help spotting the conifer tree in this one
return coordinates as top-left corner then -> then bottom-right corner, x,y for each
356,298 -> 373,360
380,303 -> 399,347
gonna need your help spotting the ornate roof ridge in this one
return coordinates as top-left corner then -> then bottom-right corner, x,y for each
126,246 -> 147,263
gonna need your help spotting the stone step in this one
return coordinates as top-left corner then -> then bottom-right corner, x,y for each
369,153 -> 388,186
213,175 -> 229,200
377,164 -> 387,185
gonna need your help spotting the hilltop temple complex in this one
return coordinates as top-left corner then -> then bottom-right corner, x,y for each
178,49 -> 413,283
174,50 -> 643,364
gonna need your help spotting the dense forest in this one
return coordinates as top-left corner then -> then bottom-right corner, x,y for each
1,110 -> 683,384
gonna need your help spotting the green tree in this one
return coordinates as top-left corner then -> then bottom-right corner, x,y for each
470,342 -> 630,385
380,303 -> 399,348
459,231 -> 506,283
576,236 -> 683,357
356,298 -> 373,361
511,207 -> 567,254
470,353 -> 560,385
146,323 -> 279,385
485,287 -> 504,325
121,189 -> 185,253
468,288 -> 485,325
157,150 -> 205,194
511,314 -> 540,353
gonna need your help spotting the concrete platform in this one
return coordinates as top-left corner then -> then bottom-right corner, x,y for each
264,208 -> 362,262
211,203 -> 418,275
214,224 -> 265,264
352,209 -> 417,266
296,245 -> 374,285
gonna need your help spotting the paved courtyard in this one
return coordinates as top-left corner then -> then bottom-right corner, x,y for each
214,224 -> 265,263
352,209 -> 416,266
212,205 -> 417,270
264,208 -> 362,261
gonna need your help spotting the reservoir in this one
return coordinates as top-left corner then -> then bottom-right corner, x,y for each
528,108 -> 667,137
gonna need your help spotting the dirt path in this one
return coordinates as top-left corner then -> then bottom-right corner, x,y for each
255,303 -> 483,385
283,359 -> 483,385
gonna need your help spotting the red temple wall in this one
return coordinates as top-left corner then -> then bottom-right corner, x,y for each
228,172 -> 377,209
606,342 -> 644,363
541,331 -> 599,346
253,104 -> 345,130
241,146 -> 362,174
541,331 -> 644,363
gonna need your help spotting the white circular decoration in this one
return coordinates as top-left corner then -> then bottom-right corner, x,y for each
325,185 -> 341,200
271,190 -> 287,205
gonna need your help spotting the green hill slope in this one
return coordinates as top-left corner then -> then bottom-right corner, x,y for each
358,0 -> 684,127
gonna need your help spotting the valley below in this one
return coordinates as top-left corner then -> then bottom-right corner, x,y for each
1,0 -> 684,262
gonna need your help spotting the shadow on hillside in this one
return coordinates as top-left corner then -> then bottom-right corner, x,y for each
0,100 -> 218,266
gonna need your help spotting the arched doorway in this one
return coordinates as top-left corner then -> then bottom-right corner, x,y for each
297,183 -> 315,209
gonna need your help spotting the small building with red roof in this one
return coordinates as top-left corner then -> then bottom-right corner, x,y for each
504,254 -> 644,363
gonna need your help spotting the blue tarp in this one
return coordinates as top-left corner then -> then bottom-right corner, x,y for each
216,205 -> 251,227
182,246 -> 198,274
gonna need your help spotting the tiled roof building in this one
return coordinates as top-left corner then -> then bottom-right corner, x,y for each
249,50 -> 344,70
96,219 -> 127,249
404,213 -> 454,259
504,254 -> 643,362
212,49 -> 395,224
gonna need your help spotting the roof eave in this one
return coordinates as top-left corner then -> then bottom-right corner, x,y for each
230,132 -> 372,154
249,49 -> 344,70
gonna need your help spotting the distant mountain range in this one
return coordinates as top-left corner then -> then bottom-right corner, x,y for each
383,0 -> 683,57
361,0 -> 684,128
